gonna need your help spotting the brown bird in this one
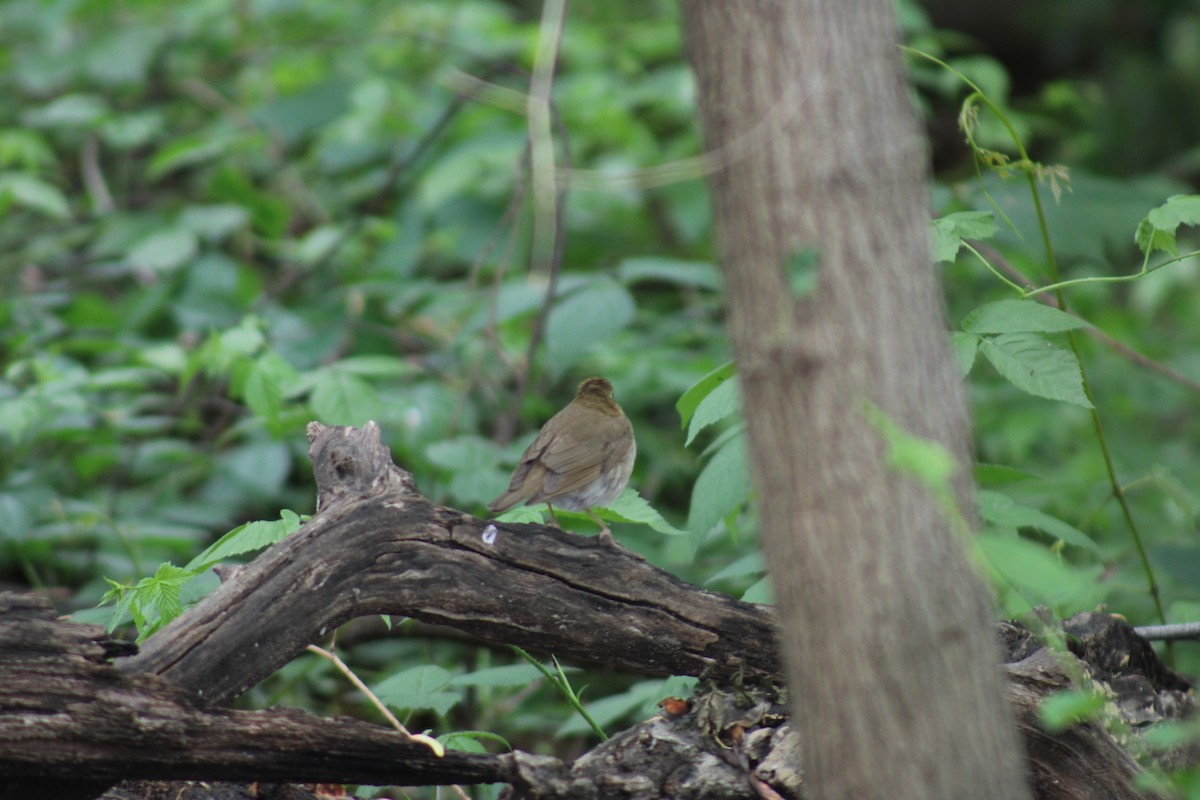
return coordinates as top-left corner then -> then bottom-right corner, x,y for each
488,377 -> 635,543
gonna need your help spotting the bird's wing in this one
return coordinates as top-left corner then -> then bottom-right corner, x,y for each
535,416 -> 630,496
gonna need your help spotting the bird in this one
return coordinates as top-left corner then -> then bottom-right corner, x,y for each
488,377 -> 635,543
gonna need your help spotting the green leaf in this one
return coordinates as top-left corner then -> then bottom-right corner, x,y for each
951,331 -> 979,376
438,730 -> 511,754
449,664 -> 563,689
374,664 -> 462,717
178,204 -> 250,241
685,375 -> 740,445
557,680 -> 664,737
597,489 -> 687,536
962,300 -> 1089,334
545,280 -> 636,373
185,510 -> 304,572
976,532 -> 1106,616
243,351 -> 300,424
127,227 -> 199,273
975,464 -> 1038,486
148,131 -> 231,179
977,490 -> 1101,555
24,94 -> 109,129
0,173 -> 70,218
617,257 -> 721,290
687,432 -> 748,540
0,129 -> 56,171
104,562 -> 197,640
979,333 -> 1092,408
677,361 -> 737,430
493,505 -> 548,526
427,436 -> 505,471
1039,688 -> 1107,733
930,211 -> 998,262
310,368 -> 382,425
1135,194 -> 1200,256
706,550 -> 763,584
741,576 -> 773,603
333,355 -> 417,377
1141,720 -> 1200,750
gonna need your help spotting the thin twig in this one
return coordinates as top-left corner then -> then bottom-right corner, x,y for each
501,1 -> 571,440
305,643 -> 445,757
80,134 -> 115,214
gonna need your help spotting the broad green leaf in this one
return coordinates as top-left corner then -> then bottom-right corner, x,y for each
979,333 -> 1092,408
449,664 -> 565,689
951,331 -> 979,376
427,436 -> 505,471
148,131 -> 231,179
1039,689 -> 1107,733
617,257 -> 721,290
930,211 -> 998,262
208,165 -> 290,239
597,489 -> 687,536
1135,195 -> 1200,256
438,730 -> 511,753
243,351 -> 300,423
975,463 -> 1038,486
1142,720 -> 1200,750
492,505 -> 548,526
977,490 -> 1101,555
23,94 -> 109,128
178,204 -> 250,241
185,510 -> 304,572
311,368 -> 382,425
685,375 -> 740,445
219,441 -> 292,498
557,680 -> 664,737
687,432 -> 748,540
0,173 -> 69,218
0,129 -> 56,170
962,300 -> 1089,334
545,280 -> 636,373
706,550 -> 763,584
977,532 -> 1106,616
451,469 -> 510,508
677,361 -> 737,429
741,576 -> 773,604
374,664 -> 462,717
127,227 -> 199,273
333,355 -> 417,377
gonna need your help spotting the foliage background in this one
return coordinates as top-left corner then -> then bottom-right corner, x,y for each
1,0 -> 1199,795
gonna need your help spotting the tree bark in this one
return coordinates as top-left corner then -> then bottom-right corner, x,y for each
680,2 -> 1032,798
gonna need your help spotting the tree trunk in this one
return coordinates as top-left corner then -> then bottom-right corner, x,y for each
679,2 -> 1033,798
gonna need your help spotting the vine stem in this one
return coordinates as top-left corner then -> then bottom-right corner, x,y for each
905,45 -> 1169,628
509,645 -> 608,741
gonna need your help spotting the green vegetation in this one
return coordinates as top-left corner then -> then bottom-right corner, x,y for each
3,0 -> 1200,795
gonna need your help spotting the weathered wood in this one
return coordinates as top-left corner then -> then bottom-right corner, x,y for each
0,593 -> 511,796
120,422 -> 777,706
1,423 -> 1194,799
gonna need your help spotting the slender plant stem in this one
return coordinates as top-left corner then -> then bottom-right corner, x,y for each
306,643 -> 446,757
509,645 -> 608,741
907,45 -> 1169,627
